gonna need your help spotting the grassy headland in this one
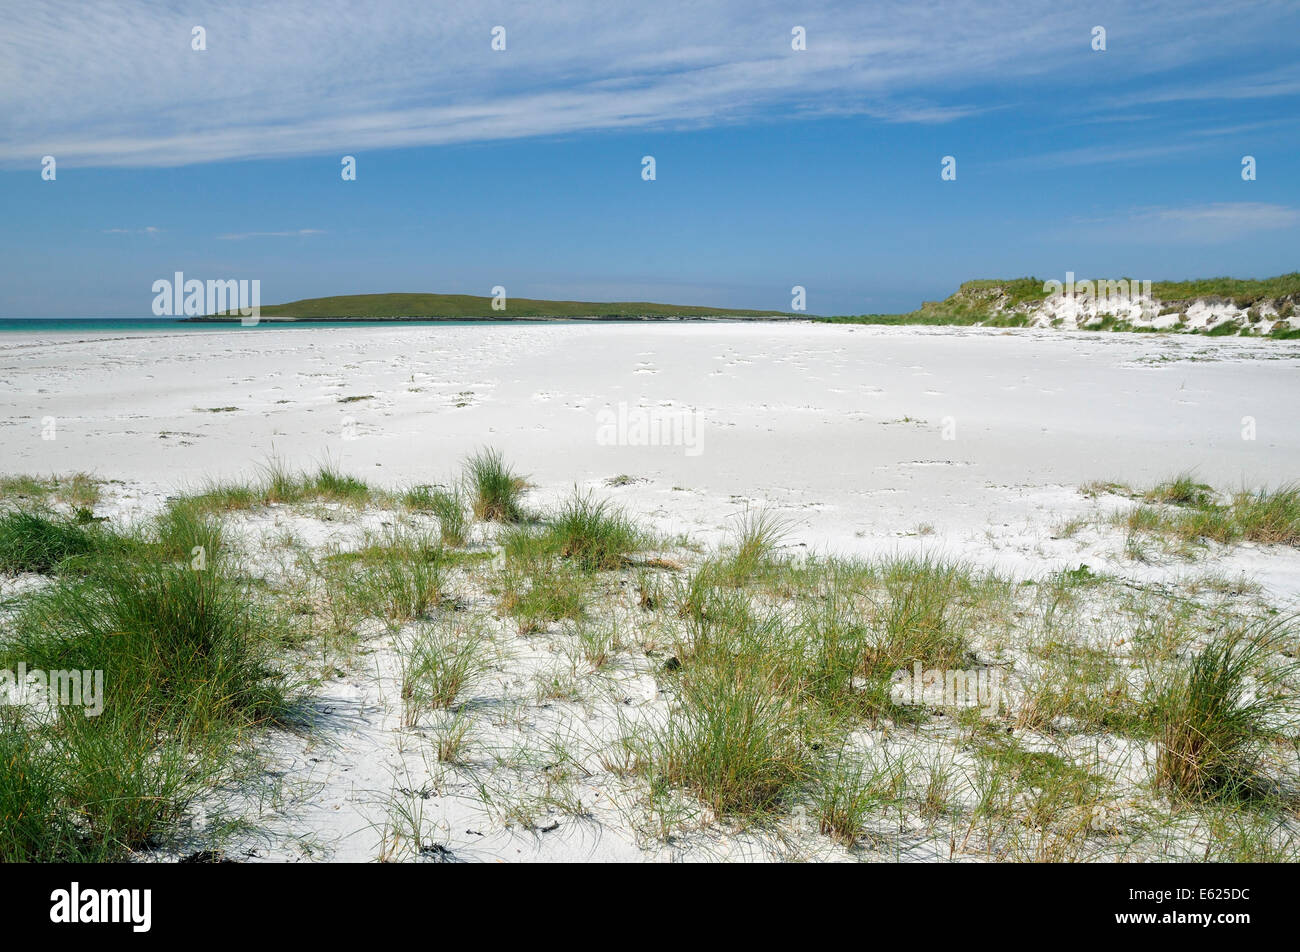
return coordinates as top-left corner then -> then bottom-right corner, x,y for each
820,273 -> 1300,335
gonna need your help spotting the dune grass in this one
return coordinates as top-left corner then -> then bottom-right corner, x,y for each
0,709 -> 79,861
185,459 -> 373,512
1149,273 -> 1300,307
723,509 -> 788,583
0,509 -> 98,574
1154,619 -> 1295,802
1142,473 -> 1216,508
819,273 -> 1300,326
397,621 -> 491,727
867,556 -> 993,673
152,497 -> 226,565
6,454 -> 1299,861
1117,479 -> 1300,550
404,485 -> 469,547
968,738 -> 1110,861
465,449 -> 526,523
673,509 -> 789,600
0,503 -> 296,860
9,547 -> 292,729
323,526 -> 446,623
482,481 -> 648,631
628,549 -> 1016,822
497,555 -> 589,634
634,660 -> 810,818
1230,486 -> 1300,545
545,490 -> 644,570
811,750 -> 901,846
303,462 -> 370,504
0,473 -> 101,510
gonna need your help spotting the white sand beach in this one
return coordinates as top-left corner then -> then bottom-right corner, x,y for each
5,321 -> 1298,575
3,322 -> 1299,863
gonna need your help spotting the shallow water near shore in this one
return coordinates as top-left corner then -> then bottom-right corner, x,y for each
0,318 -> 644,334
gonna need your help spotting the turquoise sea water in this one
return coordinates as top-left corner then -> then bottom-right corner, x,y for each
0,318 -> 609,333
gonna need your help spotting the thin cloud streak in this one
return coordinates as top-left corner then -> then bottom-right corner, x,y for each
1073,202 -> 1300,244
216,229 -> 326,240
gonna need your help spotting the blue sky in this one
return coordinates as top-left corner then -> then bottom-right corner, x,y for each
2,0 -> 1298,317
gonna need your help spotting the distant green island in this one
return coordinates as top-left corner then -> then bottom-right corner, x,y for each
188,292 -> 795,322
187,275 -> 1300,338
817,273 -> 1300,337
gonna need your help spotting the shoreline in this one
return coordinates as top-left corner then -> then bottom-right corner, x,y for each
184,313 -> 803,323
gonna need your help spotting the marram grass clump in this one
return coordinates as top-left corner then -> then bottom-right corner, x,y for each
1153,619 -> 1295,802
546,490 -> 644,570
465,448 -> 526,523
0,504 -> 297,860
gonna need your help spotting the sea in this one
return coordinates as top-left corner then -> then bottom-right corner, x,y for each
0,318 -> 595,333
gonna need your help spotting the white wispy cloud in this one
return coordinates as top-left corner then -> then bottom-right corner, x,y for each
1004,140 -> 1206,169
1105,65 -> 1300,108
216,228 -> 325,240
1,1 -> 1294,168
1078,203 -> 1300,243
1006,116 -> 1295,169
1133,202 -> 1300,236
102,226 -> 162,235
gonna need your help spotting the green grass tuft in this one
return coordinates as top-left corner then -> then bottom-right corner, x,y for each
1143,473 -> 1216,508
0,510 -> 97,574
640,661 -> 809,818
1154,619 -> 1295,802
465,449 -> 526,523
1118,479 -> 1300,550
0,506 -> 295,859
398,621 -> 490,727
546,490 -> 643,570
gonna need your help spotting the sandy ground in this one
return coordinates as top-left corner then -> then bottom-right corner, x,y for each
2,322 -> 1299,862
3,321 -> 1299,584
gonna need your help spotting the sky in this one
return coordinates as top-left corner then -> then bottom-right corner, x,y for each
1,0 -> 1298,317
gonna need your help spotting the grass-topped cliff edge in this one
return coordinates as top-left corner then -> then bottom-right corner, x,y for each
820,272 -> 1300,337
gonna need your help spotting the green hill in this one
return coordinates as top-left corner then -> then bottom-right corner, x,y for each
191,292 -> 794,321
